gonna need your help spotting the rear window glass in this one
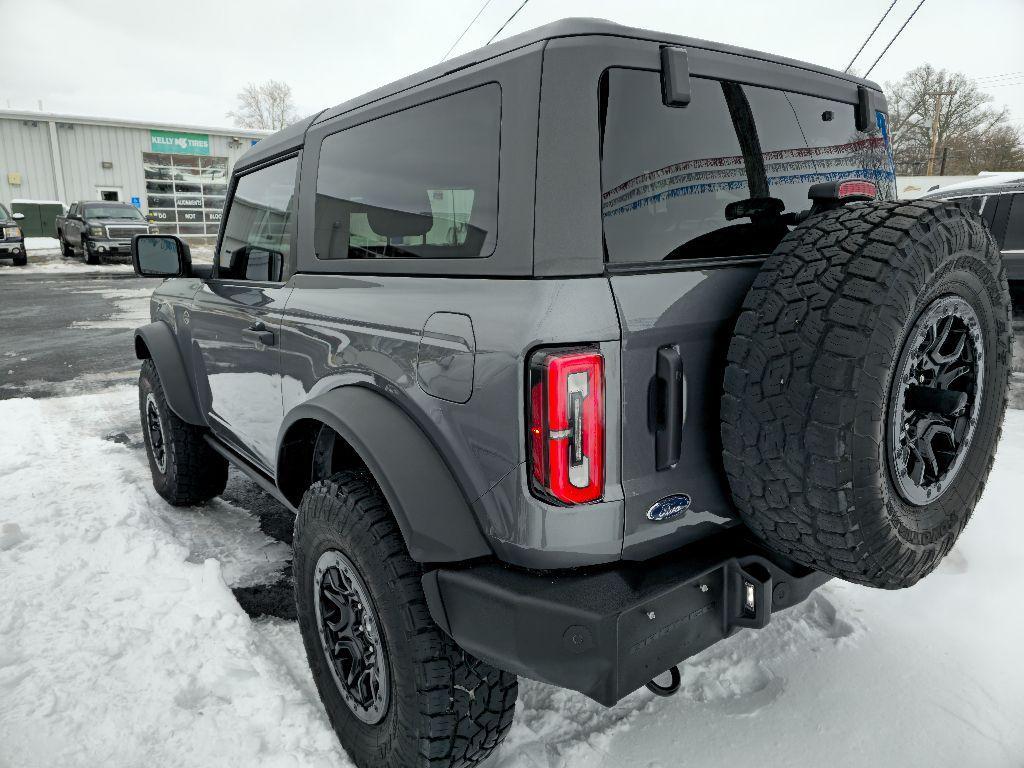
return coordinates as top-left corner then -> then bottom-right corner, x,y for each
315,84 -> 500,260
600,69 -> 895,264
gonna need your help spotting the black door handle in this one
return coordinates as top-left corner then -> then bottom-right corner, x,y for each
655,345 -> 683,471
241,322 -> 275,347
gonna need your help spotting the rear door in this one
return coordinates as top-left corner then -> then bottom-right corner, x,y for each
188,155 -> 299,472
600,62 -> 895,559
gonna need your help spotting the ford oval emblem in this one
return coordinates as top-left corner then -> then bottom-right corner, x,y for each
647,494 -> 692,522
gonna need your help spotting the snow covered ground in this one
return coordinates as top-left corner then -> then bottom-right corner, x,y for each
0,239 -> 213,276
1,386 -> 1022,767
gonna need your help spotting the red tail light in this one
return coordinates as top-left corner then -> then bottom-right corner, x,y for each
837,180 -> 877,199
528,348 -> 604,504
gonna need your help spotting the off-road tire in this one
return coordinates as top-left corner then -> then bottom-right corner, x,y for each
138,359 -> 228,505
60,233 -> 73,257
294,470 -> 518,768
12,254 -> 26,266
722,200 -> 1011,589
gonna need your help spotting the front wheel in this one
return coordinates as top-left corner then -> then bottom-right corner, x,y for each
83,237 -> 99,265
294,470 -> 518,768
60,233 -> 73,257
138,359 -> 228,505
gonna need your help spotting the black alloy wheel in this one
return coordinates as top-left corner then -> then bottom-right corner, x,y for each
145,392 -> 168,474
888,294 -> 984,506
313,549 -> 389,725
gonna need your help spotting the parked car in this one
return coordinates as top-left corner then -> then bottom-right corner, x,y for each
0,203 -> 26,266
56,201 -> 155,264
922,175 -> 1024,306
128,19 -> 1011,768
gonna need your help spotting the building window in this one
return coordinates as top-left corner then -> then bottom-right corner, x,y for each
143,152 -> 228,238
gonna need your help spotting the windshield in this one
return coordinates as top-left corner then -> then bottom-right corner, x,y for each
84,205 -> 144,220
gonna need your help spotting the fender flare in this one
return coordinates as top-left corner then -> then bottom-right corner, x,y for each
134,321 -> 206,426
278,386 -> 492,563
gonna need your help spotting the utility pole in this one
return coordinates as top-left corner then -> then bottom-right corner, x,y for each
925,90 -> 955,176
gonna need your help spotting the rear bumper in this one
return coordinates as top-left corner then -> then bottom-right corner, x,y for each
423,528 -> 829,706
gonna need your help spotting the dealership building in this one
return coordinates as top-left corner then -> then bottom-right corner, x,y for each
0,109 -> 268,241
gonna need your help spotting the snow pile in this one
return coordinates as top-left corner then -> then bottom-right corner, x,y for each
0,247 -> 133,275
25,236 -> 61,254
1,387 -> 1023,767
0,389 -> 345,768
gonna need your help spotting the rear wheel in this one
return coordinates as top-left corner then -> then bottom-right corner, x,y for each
294,470 -> 518,768
722,200 -> 1011,588
138,359 -> 228,505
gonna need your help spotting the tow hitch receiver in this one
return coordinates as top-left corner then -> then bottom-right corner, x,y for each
423,528 -> 830,706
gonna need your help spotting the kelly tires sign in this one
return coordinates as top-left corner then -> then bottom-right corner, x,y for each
150,129 -> 210,156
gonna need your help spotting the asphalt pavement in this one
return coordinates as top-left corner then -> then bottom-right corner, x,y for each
0,254 -> 160,399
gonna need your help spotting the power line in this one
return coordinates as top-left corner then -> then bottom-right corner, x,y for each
974,70 -> 1024,82
487,0 -> 532,45
864,0 -> 928,78
845,0 -> 899,73
440,0 -> 498,62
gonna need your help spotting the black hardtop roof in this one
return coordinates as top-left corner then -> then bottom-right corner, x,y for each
240,17 -> 884,168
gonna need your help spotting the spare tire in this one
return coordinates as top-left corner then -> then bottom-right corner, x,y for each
722,200 -> 1011,589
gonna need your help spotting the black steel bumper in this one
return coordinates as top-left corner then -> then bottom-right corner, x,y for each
422,528 -> 829,706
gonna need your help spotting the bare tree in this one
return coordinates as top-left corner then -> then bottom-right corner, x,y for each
227,80 -> 299,131
885,65 -> 1024,175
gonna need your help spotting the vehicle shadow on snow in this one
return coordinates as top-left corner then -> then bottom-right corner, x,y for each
218,469 -> 299,621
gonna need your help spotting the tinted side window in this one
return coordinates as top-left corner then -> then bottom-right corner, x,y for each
601,69 -> 894,264
314,84 -> 500,260
218,156 -> 298,281
1003,194 -> 1024,251
985,194 -> 1012,249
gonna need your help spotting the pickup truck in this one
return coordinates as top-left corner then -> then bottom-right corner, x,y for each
0,203 -> 26,266
56,201 -> 156,264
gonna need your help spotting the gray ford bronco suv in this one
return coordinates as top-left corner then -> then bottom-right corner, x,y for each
130,19 -> 1012,768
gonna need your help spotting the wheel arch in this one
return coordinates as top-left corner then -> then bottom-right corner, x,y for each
277,386 -> 493,564
134,321 -> 206,426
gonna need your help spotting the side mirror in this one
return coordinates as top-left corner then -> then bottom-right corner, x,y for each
12,212 -> 24,220
132,235 -> 192,278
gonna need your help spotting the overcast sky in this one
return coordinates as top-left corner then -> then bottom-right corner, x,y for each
2,0 -> 1022,131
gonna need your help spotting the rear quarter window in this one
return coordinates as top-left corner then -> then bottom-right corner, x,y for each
314,84 -> 501,260
600,68 -> 895,265
1003,194 -> 1024,251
